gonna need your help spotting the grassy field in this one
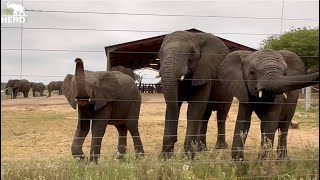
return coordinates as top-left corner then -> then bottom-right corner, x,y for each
1,93 -> 319,179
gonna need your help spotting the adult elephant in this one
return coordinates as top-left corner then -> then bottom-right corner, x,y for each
5,79 -> 31,98
159,31 -> 233,158
47,81 -> 63,97
218,49 -> 319,160
63,58 -> 144,163
111,66 -> 136,80
30,82 -> 45,97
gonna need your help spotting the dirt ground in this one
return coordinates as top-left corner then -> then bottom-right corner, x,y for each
1,93 -> 319,161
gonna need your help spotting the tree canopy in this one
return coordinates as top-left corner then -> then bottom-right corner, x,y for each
260,27 -> 319,73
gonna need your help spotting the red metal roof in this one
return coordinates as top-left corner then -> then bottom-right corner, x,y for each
105,28 -> 256,70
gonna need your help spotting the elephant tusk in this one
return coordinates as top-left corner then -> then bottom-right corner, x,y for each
259,90 -> 262,98
283,93 -> 287,99
180,75 -> 185,81
88,98 -> 91,102
75,98 -> 78,102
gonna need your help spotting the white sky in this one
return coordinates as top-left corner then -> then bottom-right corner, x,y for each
1,0 -> 319,84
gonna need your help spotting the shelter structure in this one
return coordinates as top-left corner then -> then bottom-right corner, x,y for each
105,28 -> 256,71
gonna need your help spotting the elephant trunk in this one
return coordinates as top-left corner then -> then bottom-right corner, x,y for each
260,72 -> 319,94
74,58 -> 89,101
160,60 -> 182,119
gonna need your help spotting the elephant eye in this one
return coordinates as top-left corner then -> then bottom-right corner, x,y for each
250,71 -> 255,76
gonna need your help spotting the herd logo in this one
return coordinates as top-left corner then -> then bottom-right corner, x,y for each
1,1 -> 27,23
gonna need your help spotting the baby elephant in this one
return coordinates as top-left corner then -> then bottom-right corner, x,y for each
63,58 -> 144,162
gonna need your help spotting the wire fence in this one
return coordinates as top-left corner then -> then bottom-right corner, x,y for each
1,3 -> 319,175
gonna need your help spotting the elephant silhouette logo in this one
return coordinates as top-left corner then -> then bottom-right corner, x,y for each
1,1 -> 27,23
6,1 -> 26,16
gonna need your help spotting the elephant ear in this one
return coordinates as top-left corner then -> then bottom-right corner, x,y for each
62,74 -> 77,110
191,33 -> 230,86
277,50 -> 306,76
218,51 -> 252,102
93,72 -> 121,111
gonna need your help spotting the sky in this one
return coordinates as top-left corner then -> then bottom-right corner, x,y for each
1,0 -> 319,84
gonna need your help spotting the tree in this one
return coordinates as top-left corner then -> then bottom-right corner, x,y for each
260,27 -> 319,73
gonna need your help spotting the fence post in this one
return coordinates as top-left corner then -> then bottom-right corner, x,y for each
305,86 -> 311,111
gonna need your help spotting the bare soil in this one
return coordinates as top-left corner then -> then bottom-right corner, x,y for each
1,93 -> 319,160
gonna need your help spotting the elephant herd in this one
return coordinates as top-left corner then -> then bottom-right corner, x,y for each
4,79 -> 63,98
5,30 -> 319,163
61,31 -> 319,163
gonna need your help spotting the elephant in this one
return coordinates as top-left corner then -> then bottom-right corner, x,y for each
62,58 -> 144,162
5,79 -> 31,98
111,66 -> 136,80
30,82 -> 45,97
47,81 -> 63,97
218,49 -> 319,160
158,30 -> 233,158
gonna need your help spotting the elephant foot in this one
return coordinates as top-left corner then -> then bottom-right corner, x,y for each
73,155 -> 87,161
215,141 -> 228,149
277,156 -> 290,162
89,155 -> 100,164
159,152 -> 174,159
231,148 -> 245,161
135,152 -> 145,160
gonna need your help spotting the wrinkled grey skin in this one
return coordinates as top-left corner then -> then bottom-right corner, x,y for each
158,31 -> 233,158
5,79 -> 31,99
47,81 -> 63,97
30,82 -> 45,97
111,66 -> 136,80
63,58 -> 144,163
218,49 -> 319,160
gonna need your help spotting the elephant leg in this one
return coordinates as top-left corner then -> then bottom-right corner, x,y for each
13,89 -> 18,99
161,101 -> 183,158
258,121 -> 278,160
116,125 -> 128,159
254,104 -> 282,160
231,103 -> 253,161
90,118 -> 108,163
33,90 -> 35,97
48,90 -> 51,97
215,103 -> 231,149
184,84 -> 211,157
196,105 -> 211,152
277,120 -> 290,160
127,124 -> 144,157
71,115 -> 90,160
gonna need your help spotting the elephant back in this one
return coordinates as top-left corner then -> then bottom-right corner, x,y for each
20,79 -> 31,91
111,66 -> 136,80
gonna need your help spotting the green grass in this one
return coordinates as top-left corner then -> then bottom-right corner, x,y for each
294,99 -> 319,128
1,148 -> 319,180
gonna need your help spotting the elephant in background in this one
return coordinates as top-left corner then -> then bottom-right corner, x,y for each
63,58 -> 144,163
218,49 -> 319,160
158,30 -> 233,158
111,66 -> 136,80
30,82 -> 45,97
47,81 -> 63,97
5,79 -> 31,98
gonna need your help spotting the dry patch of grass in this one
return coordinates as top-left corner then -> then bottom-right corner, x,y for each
1,94 -> 319,179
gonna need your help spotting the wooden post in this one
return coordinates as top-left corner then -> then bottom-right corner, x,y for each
305,86 -> 311,111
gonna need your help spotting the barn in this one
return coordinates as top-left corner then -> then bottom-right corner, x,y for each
104,28 -> 256,71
